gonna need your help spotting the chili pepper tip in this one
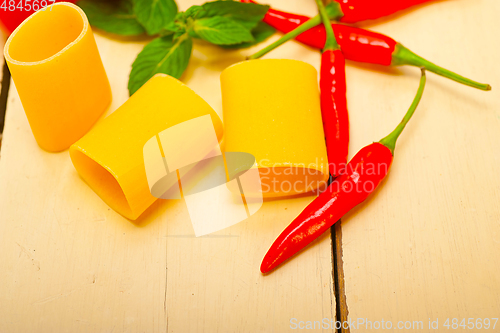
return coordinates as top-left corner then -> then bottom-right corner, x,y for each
260,256 -> 273,274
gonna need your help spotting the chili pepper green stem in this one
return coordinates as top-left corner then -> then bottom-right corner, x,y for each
248,2 -> 341,59
248,15 -> 321,59
380,68 -> 427,154
315,0 -> 339,51
392,44 -> 491,91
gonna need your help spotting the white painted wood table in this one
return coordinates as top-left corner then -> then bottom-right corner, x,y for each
0,1 -> 499,332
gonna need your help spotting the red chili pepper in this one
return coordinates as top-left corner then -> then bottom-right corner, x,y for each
242,0 -> 434,23
315,0 -> 349,177
321,49 -> 349,177
0,0 -> 78,34
246,1 -> 491,91
261,69 -> 427,273
336,0 -> 434,23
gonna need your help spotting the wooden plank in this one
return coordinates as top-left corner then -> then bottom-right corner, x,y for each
0,1 -> 335,332
340,0 -> 500,329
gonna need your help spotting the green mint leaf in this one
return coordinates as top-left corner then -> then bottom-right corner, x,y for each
77,0 -> 146,36
133,0 -> 178,35
185,5 -> 202,19
174,11 -> 187,22
193,16 -> 254,45
163,20 -> 178,33
173,29 -> 187,39
221,21 -> 275,49
128,35 -> 192,95
188,28 -> 200,39
197,1 -> 269,30
163,11 -> 190,36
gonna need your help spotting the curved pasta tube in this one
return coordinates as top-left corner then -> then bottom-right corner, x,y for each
69,74 -> 224,220
221,59 -> 329,198
4,2 -> 111,152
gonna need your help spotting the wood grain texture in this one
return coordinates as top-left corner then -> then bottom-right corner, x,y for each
0,1 -> 335,332
340,0 -> 500,329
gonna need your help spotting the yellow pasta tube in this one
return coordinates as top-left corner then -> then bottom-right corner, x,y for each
69,74 -> 224,220
4,2 -> 111,152
221,59 -> 329,198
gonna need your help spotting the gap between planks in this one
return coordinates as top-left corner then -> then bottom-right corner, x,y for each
332,221 -> 350,333
0,61 -> 11,148
0,30 -> 8,151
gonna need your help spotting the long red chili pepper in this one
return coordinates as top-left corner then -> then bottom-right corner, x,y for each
246,2 -> 491,91
316,0 -> 349,177
335,0 -> 435,23
242,0 -> 434,23
261,69 -> 427,273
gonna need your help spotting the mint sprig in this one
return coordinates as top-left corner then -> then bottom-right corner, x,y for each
78,0 -> 274,95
